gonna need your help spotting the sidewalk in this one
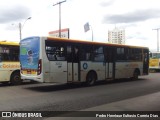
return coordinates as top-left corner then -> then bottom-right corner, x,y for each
84,91 -> 160,111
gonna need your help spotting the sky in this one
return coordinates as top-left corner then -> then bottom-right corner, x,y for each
0,0 -> 160,51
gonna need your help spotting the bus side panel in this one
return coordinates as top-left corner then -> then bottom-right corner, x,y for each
115,62 -> 143,79
91,62 -> 105,80
0,71 -> 10,82
43,60 -> 50,82
0,62 -> 20,82
49,61 -> 68,83
80,61 -> 106,82
80,61 -> 92,82
115,62 -> 129,79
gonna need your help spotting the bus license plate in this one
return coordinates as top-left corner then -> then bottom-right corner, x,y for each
27,70 -> 31,74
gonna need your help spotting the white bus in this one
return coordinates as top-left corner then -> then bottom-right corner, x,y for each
0,41 -> 22,85
20,36 -> 149,85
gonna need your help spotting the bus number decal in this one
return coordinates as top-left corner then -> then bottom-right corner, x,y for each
55,62 -> 62,66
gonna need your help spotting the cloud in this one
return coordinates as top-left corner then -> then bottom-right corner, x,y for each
0,5 -> 31,24
99,0 -> 116,7
127,33 -> 148,40
102,9 -> 160,24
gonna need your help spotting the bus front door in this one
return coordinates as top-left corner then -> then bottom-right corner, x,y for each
67,46 -> 79,83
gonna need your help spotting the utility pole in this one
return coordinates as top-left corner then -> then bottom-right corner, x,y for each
153,28 -> 160,52
19,23 -> 22,41
53,0 -> 66,38
19,17 -> 31,40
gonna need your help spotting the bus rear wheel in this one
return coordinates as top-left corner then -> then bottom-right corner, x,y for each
86,71 -> 97,86
132,70 -> 139,80
10,72 -> 22,85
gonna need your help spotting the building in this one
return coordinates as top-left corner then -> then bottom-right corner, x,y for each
108,27 -> 125,44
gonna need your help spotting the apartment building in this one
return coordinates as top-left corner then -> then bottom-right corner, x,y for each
108,27 -> 125,44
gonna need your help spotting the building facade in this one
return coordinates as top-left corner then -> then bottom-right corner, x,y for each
108,28 -> 125,44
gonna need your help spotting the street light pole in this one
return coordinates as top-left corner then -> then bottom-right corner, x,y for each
153,28 -> 160,52
19,23 -> 22,41
19,17 -> 31,41
53,0 -> 66,38
89,25 -> 93,41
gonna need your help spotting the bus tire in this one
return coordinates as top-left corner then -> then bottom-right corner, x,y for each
132,69 -> 139,80
86,71 -> 97,86
10,72 -> 22,85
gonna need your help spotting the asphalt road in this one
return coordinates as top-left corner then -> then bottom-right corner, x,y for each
0,73 -> 160,119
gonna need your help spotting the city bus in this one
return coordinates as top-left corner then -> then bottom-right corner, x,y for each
20,36 -> 149,85
149,52 -> 160,72
0,41 -> 22,85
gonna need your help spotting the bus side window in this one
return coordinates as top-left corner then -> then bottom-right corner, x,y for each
73,46 -> 79,63
93,46 -> 104,62
105,47 -> 115,62
56,47 -> 65,60
3,53 -> 9,61
45,41 -> 66,61
48,54 -> 56,60
116,47 -> 125,61
67,45 -> 80,62
67,46 -> 72,62
80,45 -> 92,61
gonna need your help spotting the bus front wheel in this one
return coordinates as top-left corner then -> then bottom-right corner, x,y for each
10,72 -> 22,85
86,71 -> 97,86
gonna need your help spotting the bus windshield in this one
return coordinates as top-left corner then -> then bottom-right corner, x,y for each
151,53 -> 160,59
20,37 -> 40,71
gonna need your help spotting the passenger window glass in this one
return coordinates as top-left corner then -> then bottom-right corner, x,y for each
93,46 -> 104,62
80,45 -> 92,61
0,46 -> 19,61
45,41 -> 66,61
116,48 -> 125,61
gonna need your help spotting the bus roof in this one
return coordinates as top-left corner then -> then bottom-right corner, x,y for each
0,41 -> 19,46
46,36 -> 149,49
150,52 -> 160,53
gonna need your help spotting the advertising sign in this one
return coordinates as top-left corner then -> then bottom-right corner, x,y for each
20,37 -> 40,75
49,28 -> 69,39
84,22 -> 90,32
